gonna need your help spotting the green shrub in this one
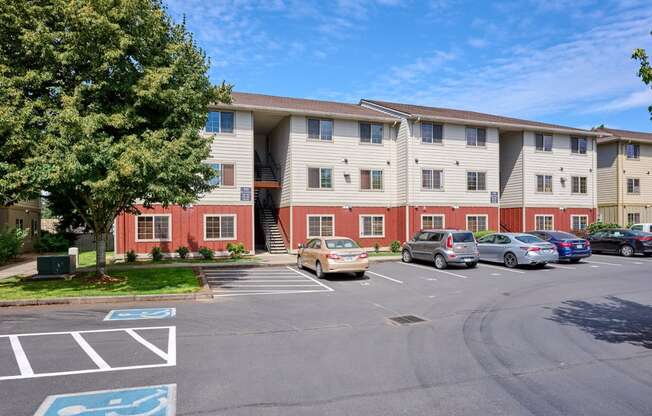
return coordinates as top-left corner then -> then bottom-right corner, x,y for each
33,231 -> 70,253
0,228 -> 26,265
373,242 -> 380,253
150,246 -> 163,261
176,246 -> 190,259
126,250 -> 137,263
587,222 -> 620,234
390,240 -> 401,253
227,242 -> 246,259
473,230 -> 495,240
198,246 -> 213,260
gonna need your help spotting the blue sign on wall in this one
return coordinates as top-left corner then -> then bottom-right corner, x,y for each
490,191 -> 499,204
240,186 -> 252,202
104,308 -> 176,321
34,384 -> 176,416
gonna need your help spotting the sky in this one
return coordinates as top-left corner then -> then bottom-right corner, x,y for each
165,0 -> 652,132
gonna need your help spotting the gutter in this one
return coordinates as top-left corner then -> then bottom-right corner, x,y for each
210,103 -> 398,123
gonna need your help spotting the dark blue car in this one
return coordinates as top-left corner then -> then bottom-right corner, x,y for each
528,230 -> 591,262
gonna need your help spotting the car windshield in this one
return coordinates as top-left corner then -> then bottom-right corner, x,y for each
453,232 -> 475,243
325,239 -> 359,249
516,235 -> 543,244
549,231 -> 577,240
629,230 -> 652,237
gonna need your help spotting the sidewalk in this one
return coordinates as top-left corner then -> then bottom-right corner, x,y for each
0,256 -> 37,280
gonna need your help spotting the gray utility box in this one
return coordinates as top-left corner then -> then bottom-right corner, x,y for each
37,255 -> 76,276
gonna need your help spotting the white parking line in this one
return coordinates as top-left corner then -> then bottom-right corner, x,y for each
125,329 -> 171,363
548,264 -> 576,270
478,263 -> 525,274
71,332 -> 110,370
367,271 -> 404,284
585,260 -> 623,266
8,335 -> 33,377
286,266 -> 335,291
397,262 -> 470,279
218,284 -> 321,287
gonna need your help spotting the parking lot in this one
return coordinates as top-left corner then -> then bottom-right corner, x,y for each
2,253 -> 652,415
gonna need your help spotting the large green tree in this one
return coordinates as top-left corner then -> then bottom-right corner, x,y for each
0,0 -> 231,276
633,37 -> 652,119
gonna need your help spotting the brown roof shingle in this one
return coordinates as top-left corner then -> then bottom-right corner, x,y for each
595,127 -> 652,142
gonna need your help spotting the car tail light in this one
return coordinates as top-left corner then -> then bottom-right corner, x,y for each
637,237 -> 652,241
559,242 -> 572,248
327,252 -> 341,260
520,246 -> 541,252
585,240 -> 590,247
358,252 -> 368,259
446,234 -> 453,249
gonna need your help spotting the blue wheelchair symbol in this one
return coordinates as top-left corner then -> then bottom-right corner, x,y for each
34,384 -> 176,416
104,308 -> 176,321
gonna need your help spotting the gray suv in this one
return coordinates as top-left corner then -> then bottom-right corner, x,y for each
402,229 -> 480,269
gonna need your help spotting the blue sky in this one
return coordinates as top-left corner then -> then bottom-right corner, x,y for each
165,0 -> 652,131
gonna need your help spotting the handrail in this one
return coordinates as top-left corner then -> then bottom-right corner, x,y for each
265,151 -> 281,182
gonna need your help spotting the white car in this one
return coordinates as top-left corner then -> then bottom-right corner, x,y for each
631,224 -> 652,233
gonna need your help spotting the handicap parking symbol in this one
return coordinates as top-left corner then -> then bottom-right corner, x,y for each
104,308 -> 176,321
34,384 -> 176,416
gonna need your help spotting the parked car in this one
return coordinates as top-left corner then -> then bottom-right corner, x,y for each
401,229 -> 479,269
476,233 -> 559,268
588,228 -> 652,257
631,223 -> 652,233
527,230 -> 591,263
297,237 -> 368,278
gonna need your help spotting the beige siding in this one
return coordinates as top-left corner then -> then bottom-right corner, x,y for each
396,119 -> 410,204
200,110 -> 254,205
0,202 -> 41,251
270,116 -> 292,206
499,131 -> 524,207
622,142 -> 652,206
407,122 -> 500,206
598,205 -> 619,224
288,115 -> 398,207
624,205 -> 652,223
597,142 -> 618,205
522,131 -> 596,208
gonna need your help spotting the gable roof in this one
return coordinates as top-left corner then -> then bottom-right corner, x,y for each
595,127 -> 652,143
217,92 -> 397,122
361,99 -> 596,135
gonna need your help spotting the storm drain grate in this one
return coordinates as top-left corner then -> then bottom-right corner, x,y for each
388,315 -> 427,326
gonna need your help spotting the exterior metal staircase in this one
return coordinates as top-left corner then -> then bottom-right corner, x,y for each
254,188 -> 288,254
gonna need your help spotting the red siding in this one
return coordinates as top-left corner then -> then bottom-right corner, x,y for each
116,204 -> 253,254
277,206 -> 291,247
524,207 -> 597,232
407,206 -> 499,237
500,207 -> 523,232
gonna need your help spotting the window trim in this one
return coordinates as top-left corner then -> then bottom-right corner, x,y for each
571,176 -> 588,195
570,136 -> 588,155
466,170 -> 488,192
625,143 -> 640,160
421,168 -> 445,191
420,122 -> 444,145
465,127 -> 487,147
306,215 -> 335,238
206,161 -> 236,188
204,111 -> 235,135
465,214 -> 489,233
307,166 -> 334,190
627,212 -> 641,225
534,214 -> 555,231
203,214 -> 237,241
535,133 -> 553,152
535,174 -> 554,194
570,215 -> 589,231
135,214 -> 172,242
359,169 -> 384,191
421,214 -> 445,230
359,214 -> 385,238
307,118 -> 334,142
626,177 -> 641,194
359,122 -> 384,145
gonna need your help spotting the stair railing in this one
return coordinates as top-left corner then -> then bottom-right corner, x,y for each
265,151 -> 281,183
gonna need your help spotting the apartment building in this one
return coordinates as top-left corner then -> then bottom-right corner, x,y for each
114,92 -> 599,258
0,199 -> 41,251
596,127 -> 652,225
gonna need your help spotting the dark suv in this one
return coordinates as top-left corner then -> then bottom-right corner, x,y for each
402,229 -> 480,269
588,228 -> 652,257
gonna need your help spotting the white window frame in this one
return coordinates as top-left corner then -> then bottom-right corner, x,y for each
421,214 -> 445,230
571,176 -> 587,194
467,171 -> 487,191
536,174 -> 554,193
359,122 -> 383,145
571,136 -> 588,155
627,178 -> 640,194
204,111 -> 235,134
135,214 -> 172,242
307,118 -> 333,142
420,122 -> 443,144
421,168 -> 444,191
359,215 -> 385,238
535,133 -> 553,152
206,161 -> 236,188
203,214 -> 237,241
307,215 -> 335,238
466,215 -> 488,233
627,212 -> 641,225
360,169 -> 384,191
571,215 -> 588,231
307,167 -> 334,190
465,127 -> 487,147
626,143 -> 640,160
535,215 -> 554,231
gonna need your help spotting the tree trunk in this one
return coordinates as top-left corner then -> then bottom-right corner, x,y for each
95,233 -> 106,277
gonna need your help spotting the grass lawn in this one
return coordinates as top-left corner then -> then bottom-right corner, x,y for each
0,268 -> 200,300
368,251 -> 401,257
78,251 -> 114,268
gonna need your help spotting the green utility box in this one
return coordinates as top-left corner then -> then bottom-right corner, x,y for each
36,255 -> 76,276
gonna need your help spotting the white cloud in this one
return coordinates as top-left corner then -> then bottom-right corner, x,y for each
589,89 -> 652,113
467,37 -> 488,48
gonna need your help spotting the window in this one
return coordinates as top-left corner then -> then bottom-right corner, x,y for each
628,213 -> 641,225
571,176 -> 587,194
571,215 -> 588,231
308,119 -> 333,141
421,122 -> 443,144
466,215 -> 488,233
31,219 -> 39,236
208,163 -> 235,187
535,133 -> 553,152
204,111 -> 234,133
136,215 -> 170,241
360,215 -> 384,237
536,175 -> 553,193
204,215 -> 235,240
15,218 -> 23,230
627,178 -> 640,194
308,215 -> 334,238
308,167 -> 333,189
422,169 -> 444,190
360,122 -> 383,144
466,127 -> 487,147
571,136 -> 587,154
626,143 -> 640,159
535,215 -> 554,231
467,171 -> 487,191
421,215 -> 445,230
360,169 -> 383,191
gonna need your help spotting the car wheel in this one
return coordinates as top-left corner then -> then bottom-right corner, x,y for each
504,252 -> 518,268
534,263 -> 547,269
402,250 -> 412,263
355,271 -> 366,278
434,254 -> 447,269
466,262 -> 478,268
315,261 -> 325,279
297,256 -> 304,269
569,258 -> 581,263
620,245 -> 635,257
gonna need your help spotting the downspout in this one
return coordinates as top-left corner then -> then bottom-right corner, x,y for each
616,140 -> 623,225
521,132 -> 526,232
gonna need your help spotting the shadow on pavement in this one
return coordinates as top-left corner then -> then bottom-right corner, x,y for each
548,296 -> 652,349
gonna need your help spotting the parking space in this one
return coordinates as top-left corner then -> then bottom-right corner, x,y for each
204,266 -> 334,297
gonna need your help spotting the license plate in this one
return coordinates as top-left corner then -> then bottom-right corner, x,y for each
463,258 -> 473,262
576,245 -> 583,249
543,249 -> 552,253
343,256 -> 355,262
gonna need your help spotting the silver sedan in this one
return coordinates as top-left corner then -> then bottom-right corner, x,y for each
476,233 -> 559,268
